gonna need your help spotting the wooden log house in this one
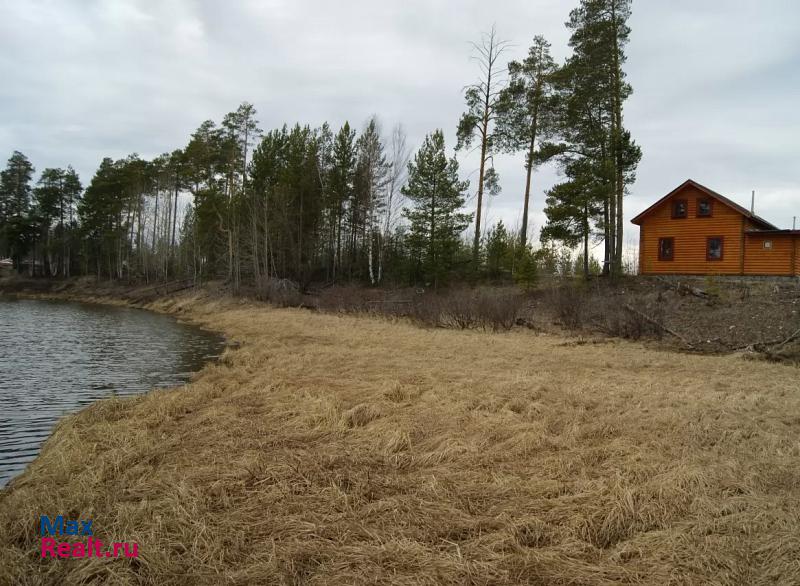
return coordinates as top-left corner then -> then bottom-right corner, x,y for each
632,180 -> 799,276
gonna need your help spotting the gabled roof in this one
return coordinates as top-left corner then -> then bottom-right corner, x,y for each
630,179 -> 778,229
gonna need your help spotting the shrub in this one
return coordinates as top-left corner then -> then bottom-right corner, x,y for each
316,286 -> 371,313
438,289 -> 479,329
406,294 -> 444,327
550,283 -> 587,329
413,288 -> 524,332
513,247 -> 539,290
599,302 -> 664,341
473,289 -> 526,332
255,277 -> 304,307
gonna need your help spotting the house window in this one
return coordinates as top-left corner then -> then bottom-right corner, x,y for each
672,199 -> 688,219
707,237 -> 724,261
763,240 -> 773,250
697,198 -> 713,217
659,237 -> 674,261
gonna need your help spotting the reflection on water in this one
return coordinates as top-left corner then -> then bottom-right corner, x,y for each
0,298 -> 225,487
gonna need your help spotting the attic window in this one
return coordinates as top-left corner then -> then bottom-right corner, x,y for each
672,199 -> 688,219
697,198 -> 713,217
763,240 -> 773,250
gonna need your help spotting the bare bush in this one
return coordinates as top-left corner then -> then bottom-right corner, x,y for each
549,283 -> 587,329
255,277 -> 304,307
596,301 -> 665,340
473,289 -> 526,332
316,286 -> 372,313
410,288 -> 524,332
407,294 -> 444,327
299,285 -> 524,332
438,289 -> 479,329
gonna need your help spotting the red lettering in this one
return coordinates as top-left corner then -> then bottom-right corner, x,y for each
57,542 -> 71,558
71,542 -> 86,557
40,538 -> 56,558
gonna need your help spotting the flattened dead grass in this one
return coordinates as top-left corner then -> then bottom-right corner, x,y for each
2,291 -> 800,584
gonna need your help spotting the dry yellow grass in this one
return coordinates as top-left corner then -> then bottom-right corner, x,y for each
2,291 -> 800,585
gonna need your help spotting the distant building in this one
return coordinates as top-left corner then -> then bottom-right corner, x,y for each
632,180 -> 799,276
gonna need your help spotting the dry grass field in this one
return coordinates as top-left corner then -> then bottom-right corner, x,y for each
2,291 -> 800,584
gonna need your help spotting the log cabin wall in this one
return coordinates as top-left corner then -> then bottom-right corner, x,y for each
637,185 -> 746,275
634,181 -> 797,277
795,238 -> 800,276
743,234 -> 795,276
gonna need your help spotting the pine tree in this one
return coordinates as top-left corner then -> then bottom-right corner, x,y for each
249,126 -> 287,281
283,124 -> 322,283
79,158 -> 126,278
61,167 -> 82,277
33,168 -> 64,276
485,220 -> 513,279
221,102 -> 261,289
514,245 -> 538,289
540,158 -> 604,279
0,151 -> 36,271
328,122 -> 356,281
457,26 -> 508,268
402,130 -> 471,288
184,120 -> 226,280
558,0 -> 641,277
495,36 -> 558,246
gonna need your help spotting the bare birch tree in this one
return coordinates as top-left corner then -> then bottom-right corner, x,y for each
355,117 -> 389,285
379,124 -> 410,283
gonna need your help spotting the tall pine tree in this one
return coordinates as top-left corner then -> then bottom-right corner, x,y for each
457,26 -> 508,268
552,0 -> 641,277
402,130 -> 471,288
0,151 -> 35,271
541,158 -> 604,279
495,35 -> 558,247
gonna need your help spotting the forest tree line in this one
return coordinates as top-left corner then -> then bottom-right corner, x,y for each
0,0 -> 640,289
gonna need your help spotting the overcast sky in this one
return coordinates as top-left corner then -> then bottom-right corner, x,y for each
1,0 -> 799,252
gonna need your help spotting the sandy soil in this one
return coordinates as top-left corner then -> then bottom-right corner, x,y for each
1,288 -> 800,584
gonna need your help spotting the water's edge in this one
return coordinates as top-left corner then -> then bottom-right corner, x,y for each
0,289 -> 230,490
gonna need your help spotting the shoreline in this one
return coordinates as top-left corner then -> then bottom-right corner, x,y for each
0,287 -> 230,491
2,280 -> 800,583
0,282 -> 234,346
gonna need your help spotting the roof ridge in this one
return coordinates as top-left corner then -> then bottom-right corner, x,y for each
631,179 -> 778,230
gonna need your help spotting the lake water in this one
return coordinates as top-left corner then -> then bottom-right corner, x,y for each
0,298 -> 225,487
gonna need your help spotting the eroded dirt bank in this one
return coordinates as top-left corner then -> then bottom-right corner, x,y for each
2,284 -> 800,584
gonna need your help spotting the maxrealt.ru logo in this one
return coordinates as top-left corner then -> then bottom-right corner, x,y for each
40,515 -> 139,559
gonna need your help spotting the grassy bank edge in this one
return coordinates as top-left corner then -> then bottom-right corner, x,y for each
3,279 -> 800,584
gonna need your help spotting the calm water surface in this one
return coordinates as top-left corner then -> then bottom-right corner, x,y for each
0,298 -> 225,487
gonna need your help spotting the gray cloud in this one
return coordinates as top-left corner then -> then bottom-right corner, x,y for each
1,0 -> 798,245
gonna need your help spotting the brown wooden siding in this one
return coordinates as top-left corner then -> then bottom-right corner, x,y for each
638,225 -> 645,274
743,234 -> 795,276
639,185 -> 746,275
795,238 -> 800,276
